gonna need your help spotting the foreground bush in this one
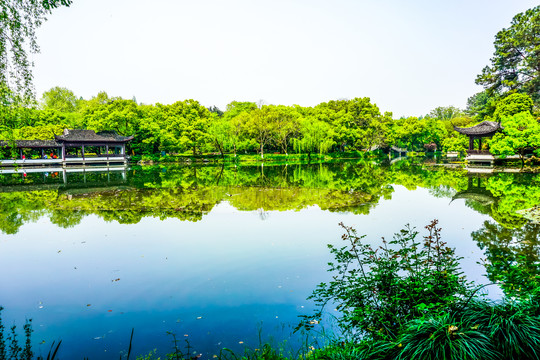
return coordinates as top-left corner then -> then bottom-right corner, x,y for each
299,220 -> 476,341
302,220 -> 540,360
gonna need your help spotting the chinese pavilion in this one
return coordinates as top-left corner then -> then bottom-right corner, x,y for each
453,121 -> 503,154
0,129 -> 133,167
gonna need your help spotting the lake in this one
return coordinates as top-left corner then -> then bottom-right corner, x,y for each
0,160 -> 539,359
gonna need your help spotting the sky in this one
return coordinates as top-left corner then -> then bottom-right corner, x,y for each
32,0 -> 539,118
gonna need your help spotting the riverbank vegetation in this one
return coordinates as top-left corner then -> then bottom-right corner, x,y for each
2,89 -> 539,163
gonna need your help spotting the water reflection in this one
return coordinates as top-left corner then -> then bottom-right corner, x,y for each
472,221 -> 540,298
0,160 -> 539,358
1,161 -> 539,234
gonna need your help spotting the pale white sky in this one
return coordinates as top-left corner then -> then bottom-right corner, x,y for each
32,0 -> 538,117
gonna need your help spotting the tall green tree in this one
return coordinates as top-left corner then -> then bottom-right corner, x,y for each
246,106 -> 274,158
465,91 -> 497,120
207,114 -> 229,158
41,86 -> 78,112
166,100 -> 212,155
476,6 -> 540,104
267,105 -> 300,155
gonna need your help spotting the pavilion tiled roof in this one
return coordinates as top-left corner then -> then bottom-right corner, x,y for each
0,140 -> 62,148
454,121 -> 503,136
55,129 -> 134,142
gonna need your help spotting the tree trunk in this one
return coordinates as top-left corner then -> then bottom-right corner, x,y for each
214,139 -> 224,159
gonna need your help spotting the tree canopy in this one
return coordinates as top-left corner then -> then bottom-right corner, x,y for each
476,6 -> 540,105
0,0 -> 71,100
41,86 -> 78,112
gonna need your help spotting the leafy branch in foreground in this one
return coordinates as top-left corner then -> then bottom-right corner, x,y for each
298,220 -> 477,341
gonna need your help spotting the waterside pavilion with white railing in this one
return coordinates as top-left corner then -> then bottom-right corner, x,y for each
0,129 -> 133,167
453,121 -> 504,164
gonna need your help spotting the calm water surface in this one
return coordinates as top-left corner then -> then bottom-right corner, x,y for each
0,161 -> 538,359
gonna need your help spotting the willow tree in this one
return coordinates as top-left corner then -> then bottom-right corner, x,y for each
292,116 -> 334,160
0,0 -> 71,134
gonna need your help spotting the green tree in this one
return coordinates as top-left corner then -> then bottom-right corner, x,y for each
428,106 -> 463,120
320,98 -> 383,151
489,112 -> 540,164
83,98 -> 140,136
268,105 -> 300,155
387,117 -> 445,150
442,135 -> 468,153
222,102 -> 258,156
136,104 -> 167,155
165,100 -> 212,155
207,114 -> 229,158
492,93 -> 534,121
41,86 -> 78,112
476,6 -> 540,104
466,91 -> 497,120
246,106 -> 274,158
292,116 -> 335,160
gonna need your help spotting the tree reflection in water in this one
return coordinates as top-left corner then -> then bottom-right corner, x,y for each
473,221 -> 540,299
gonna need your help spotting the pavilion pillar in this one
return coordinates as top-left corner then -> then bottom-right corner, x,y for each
19,148 -> 23,159
468,137 -> 474,151
82,145 -> 85,159
106,144 -> 109,159
62,144 -> 66,160
41,149 -> 44,158
479,138 -> 482,152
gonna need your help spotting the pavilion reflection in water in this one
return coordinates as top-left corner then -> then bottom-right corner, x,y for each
451,174 -> 497,207
0,166 -> 128,193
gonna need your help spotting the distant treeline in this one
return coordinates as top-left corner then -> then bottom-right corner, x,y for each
1,87 -> 538,159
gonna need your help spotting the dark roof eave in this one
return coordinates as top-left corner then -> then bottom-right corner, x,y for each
453,128 -> 500,136
0,140 -> 62,148
55,138 -> 134,143
453,121 -> 504,136
54,135 -> 134,143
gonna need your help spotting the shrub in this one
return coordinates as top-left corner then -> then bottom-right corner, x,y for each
299,220 -> 477,341
0,306 -> 34,360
